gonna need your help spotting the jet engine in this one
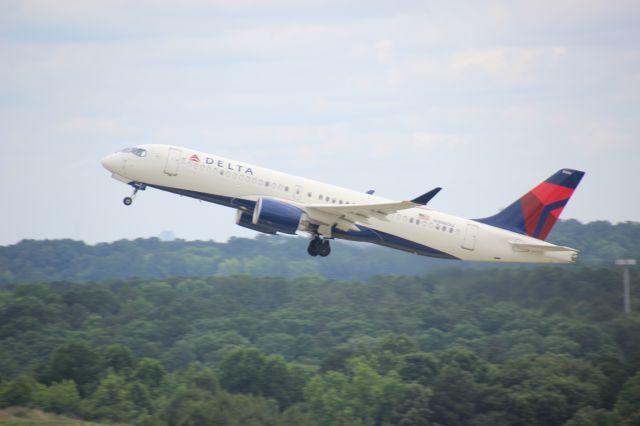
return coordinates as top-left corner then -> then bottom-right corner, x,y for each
251,197 -> 302,235
235,210 -> 277,235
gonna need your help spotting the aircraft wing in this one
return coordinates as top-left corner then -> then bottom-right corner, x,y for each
303,187 -> 441,231
508,241 -> 577,253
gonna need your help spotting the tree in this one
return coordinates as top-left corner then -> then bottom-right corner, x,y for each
261,354 -> 299,409
86,372 -> 137,422
218,348 -> 302,409
305,358 -> 408,426
133,358 -> 167,390
615,371 -> 640,421
563,406 -> 613,426
305,371 -> 361,426
159,387 -> 281,426
128,381 -> 154,414
398,352 -> 439,386
103,343 -> 135,373
389,383 -> 434,426
32,379 -> 80,415
219,347 -> 265,395
185,365 -> 220,394
429,366 -> 480,426
0,375 -> 38,407
46,341 -> 101,397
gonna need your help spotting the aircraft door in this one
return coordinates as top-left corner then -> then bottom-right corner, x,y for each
164,148 -> 181,176
293,185 -> 303,201
462,224 -> 478,250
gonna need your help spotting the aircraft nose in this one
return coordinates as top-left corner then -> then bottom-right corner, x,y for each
101,153 -> 118,172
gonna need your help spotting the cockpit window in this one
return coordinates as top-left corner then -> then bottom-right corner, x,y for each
121,147 -> 147,157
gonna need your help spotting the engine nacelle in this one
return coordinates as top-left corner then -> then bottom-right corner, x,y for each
252,197 -> 302,235
235,210 -> 277,235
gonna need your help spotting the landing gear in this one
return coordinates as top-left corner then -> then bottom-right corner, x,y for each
307,236 -> 331,257
122,183 -> 146,206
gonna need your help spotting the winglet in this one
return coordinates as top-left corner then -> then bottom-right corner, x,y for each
411,187 -> 442,205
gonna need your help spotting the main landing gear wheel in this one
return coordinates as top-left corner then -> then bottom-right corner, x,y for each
307,237 -> 331,257
317,240 -> 331,257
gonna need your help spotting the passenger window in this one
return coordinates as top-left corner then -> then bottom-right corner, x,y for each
339,200 -> 343,204
409,218 -> 414,223
265,181 -> 270,187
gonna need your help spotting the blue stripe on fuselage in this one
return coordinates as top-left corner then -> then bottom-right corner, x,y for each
145,183 -> 256,211
332,225 -> 459,260
145,182 -> 459,260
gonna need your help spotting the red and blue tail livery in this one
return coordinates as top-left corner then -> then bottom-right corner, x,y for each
477,169 -> 585,240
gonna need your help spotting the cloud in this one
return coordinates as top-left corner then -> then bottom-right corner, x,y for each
61,118 -> 129,134
375,40 -> 393,63
1,0 -> 639,248
412,132 -> 468,149
449,47 -> 568,82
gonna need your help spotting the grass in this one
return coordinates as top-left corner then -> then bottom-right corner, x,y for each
0,407 -> 130,426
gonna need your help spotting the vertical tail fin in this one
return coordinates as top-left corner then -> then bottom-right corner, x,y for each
476,169 -> 585,240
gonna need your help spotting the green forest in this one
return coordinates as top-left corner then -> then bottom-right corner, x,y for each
0,220 -> 639,425
1,220 -> 639,283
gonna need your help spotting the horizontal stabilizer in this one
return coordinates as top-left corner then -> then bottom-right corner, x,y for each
509,240 -> 577,253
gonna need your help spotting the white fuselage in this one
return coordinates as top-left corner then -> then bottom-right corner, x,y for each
101,144 -> 577,263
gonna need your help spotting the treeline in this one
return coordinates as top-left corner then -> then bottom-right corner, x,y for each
1,267 -> 639,424
1,220 -> 639,283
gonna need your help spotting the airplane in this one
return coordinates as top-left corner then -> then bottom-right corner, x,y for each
101,144 -> 585,263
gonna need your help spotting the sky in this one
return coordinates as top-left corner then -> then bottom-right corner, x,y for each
1,0 -> 639,245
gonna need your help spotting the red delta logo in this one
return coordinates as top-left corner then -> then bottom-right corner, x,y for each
190,154 -> 200,162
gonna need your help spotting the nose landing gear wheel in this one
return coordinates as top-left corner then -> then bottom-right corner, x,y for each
122,183 -> 146,206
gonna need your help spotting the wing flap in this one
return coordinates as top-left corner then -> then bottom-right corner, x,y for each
305,187 -> 441,216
